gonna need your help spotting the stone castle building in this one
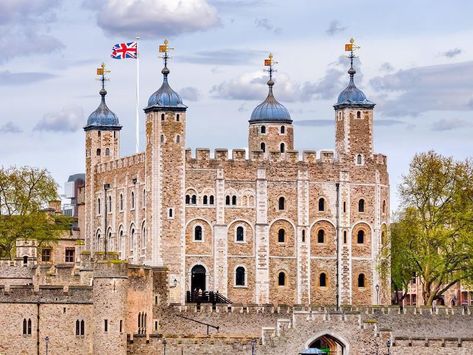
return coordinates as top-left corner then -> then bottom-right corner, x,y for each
83,45 -> 390,306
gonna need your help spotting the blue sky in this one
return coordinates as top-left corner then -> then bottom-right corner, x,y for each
1,0 -> 473,209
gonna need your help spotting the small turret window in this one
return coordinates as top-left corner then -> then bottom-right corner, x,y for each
280,143 -> 285,153
176,135 -> 180,143
278,272 -> 286,286
278,196 -> 285,210
357,111 -> 361,118
280,125 -> 285,134
176,114 -> 180,122
98,131 -> 101,137
161,114 -> 165,121
356,154 -> 363,165
261,125 -> 266,134
319,273 -> 327,287
96,148 -> 101,156
260,142 -> 266,153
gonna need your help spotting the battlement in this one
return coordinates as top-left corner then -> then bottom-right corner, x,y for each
185,148 -> 338,165
95,152 -> 145,173
374,153 -> 387,165
0,284 -> 93,303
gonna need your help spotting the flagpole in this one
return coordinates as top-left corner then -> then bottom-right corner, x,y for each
135,36 -> 140,153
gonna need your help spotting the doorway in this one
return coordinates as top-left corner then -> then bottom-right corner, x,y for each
191,265 -> 206,292
308,334 -> 346,355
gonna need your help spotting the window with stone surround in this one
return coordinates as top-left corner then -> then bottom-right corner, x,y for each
194,225 -> 203,242
96,148 -> 101,156
357,230 -> 365,244
108,196 -> 112,211
236,226 -> 245,242
41,248 -> 51,262
176,114 -> 180,122
75,320 -> 85,336
105,148 -> 110,156
130,227 -> 135,252
356,154 -> 364,166
176,134 -> 180,143
319,273 -> 327,287
358,199 -> 365,212
104,319 -> 108,332
161,113 -> 165,121
120,194 -> 123,211
203,195 -> 208,205
261,125 -> 266,134
278,229 -> 285,243
260,142 -> 266,152
235,266 -> 246,286
280,143 -> 285,153
131,191 -> 135,209
168,208 -> 173,218
22,318 -> 32,336
186,195 -> 190,204
356,111 -> 361,118
278,196 -> 285,210
226,195 -> 230,205
318,198 -> 325,211
97,198 -> 101,215
278,272 -> 286,286
65,248 -> 75,263
280,125 -> 285,134
160,134 -> 164,143
382,200 -> 386,214
343,231 -> 347,244
232,195 -> 237,206
191,195 -> 197,205
358,273 -> 365,288
209,195 -> 214,205
317,229 -> 325,243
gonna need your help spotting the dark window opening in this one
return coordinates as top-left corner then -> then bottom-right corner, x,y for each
261,142 -> 266,152
226,196 -> 230,205
104,319 -> 108,332
280,125 -> 285,134
185,195 -> 190,204
168,208 -> 173,218
358,273 -> 365,287
65,248 -> 75,263
261,125 -> 266,134
131,192 -> 135,209
280,143 -> 285,153
194,226 -> 203,241
232,195 -> 237,206
278,196 -> 285,210
96,148 -> 101,156
357,154 -> 363,165
278,229 -> 285,243
317,229 -> 325,244
357,111 -> 361,118
382,200 -> 386,214
235,267 -> 245,286
302,230 -> 306,243
98,131 -> 101,137
41,248 -> 51,262
161,114 -> 165,121
191,195 -> 197,205
357,230 -> 365,244
236,226 -> 244,242
319,273 -> 327,287
209,195 -> 214,205
176,114 -> 180,121
120,320 -> 123,333
203,195 -> 208,205
278,272 -> 286,286
318,198 -> 325,211
358,199 -> 365,212
343,231 -> 347,244
343,201 -> 346,213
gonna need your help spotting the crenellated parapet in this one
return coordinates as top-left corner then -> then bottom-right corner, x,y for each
95,152 -> 145,173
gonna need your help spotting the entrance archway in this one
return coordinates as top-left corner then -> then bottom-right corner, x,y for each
191,265 -> 206,292
304,333 -> 347,355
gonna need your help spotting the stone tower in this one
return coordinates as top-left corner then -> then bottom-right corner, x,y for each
248,53 -> 294,155
84,66 -> 122,252
144,43 -> 187,303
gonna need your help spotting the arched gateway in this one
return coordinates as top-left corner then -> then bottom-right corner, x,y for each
302,332 -> 348,355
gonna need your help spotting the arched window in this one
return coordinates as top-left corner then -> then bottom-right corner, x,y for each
130,228 -> 135,251
161,113 -> 165,121
209,195 -> 214,205
96,148 -> 101,156
131,192 -> 135,209
23,319 -> 27,335
317,229 -> 325,243
108,196 -> 112,211
235,266 -> 246,286
142,224 -> 146,248
278,272 -> 286,286
357,154 -> 363,165
97,198 -> 101,214
23,255 -> 28,265
318,198 -> 325,211
119,229 -> 124,257
357,230 -> 365,244
105,148 -> 110,156
226,196 -> 230,205
191,195 -> 197,205
176,135 -> 180,143
236,226 -> 244,242
319,273 -> 327,287
185,195 -> 190,204
358,199 -> 365,212
357,111 -> 361,118
278,196 -> 285,210
81,320 -> 85,335
232,196 -> 237,206
160,134 -> 164,143
203,195 -> 208,205
261,125 -> 266,134
358,273 -> 365,287
194,225 -> 203,241
75,319 -> 80,336
176,114 -> 180,122
280,143 -> 285,153
120,194 -> 123,211
280,125 -> 285,134
278,229 -> 285,243
260,142 -> 266,152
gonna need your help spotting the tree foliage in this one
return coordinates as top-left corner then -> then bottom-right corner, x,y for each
391,151 -> 473,305
0,166 -> 71,259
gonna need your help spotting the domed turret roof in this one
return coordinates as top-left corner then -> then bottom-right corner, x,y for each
145,66 -> 187,112
249,79 -> 292,124
334,66 -> 375,110
84,87 -> 121,131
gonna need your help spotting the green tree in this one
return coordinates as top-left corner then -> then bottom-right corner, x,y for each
391,151 -> 473,305
0,166 -> 71,259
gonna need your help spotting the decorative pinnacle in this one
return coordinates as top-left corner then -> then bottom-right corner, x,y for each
264,52 -> 278,88
96,63 -> 111,96
344,38 -> 360,78
159,39 -> 174,78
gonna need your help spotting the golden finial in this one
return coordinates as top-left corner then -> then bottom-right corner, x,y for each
344,38 -> 360,73
96,63 -> 111,90
264,52 -> 278,83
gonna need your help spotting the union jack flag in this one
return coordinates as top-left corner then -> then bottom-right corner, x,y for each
111,42 -> 137,59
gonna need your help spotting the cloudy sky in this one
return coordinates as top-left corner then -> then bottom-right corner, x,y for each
1,0 -> 473,209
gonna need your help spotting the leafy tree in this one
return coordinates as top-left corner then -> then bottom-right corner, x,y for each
0,166 -> 71,259
391,151 -> 473,305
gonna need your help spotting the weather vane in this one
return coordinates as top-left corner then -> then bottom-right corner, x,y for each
159,39 -> 174,67
264,52 -> 278,81
96,62 -> 111,90
344,38 -> 360,69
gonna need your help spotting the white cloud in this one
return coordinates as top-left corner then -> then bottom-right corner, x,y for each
89,0 -> 220,38
34,106 -> 84,133
325,20 -> 346,36
0,121 -> 22,134
180,87 -> 200,101
431,118 -> 470,131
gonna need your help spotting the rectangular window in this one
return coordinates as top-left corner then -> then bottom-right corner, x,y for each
41,248 -> 51,262
65,248 -> 75,263
104,319 -> 108,332
120,320 -> 123,333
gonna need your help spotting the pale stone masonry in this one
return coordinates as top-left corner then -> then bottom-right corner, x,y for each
83,49 -> 390,306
